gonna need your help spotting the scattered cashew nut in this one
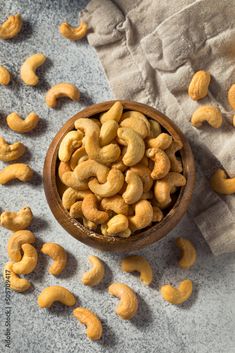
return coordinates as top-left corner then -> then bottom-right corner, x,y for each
0,14 -> 22,39
0,136 -> 26,162
210,168 -> 235,194
0,66 -> 11,85
82,255 -> 105,286
121,255 -> 153,285
12,244 -> 38,275
59,21 -> 88,40
191,105 -> 223,128
160,279 -> 193,305
0,206 -> 33,231
3,262 -> 30,292
0,163 -> 33,184
20,53 -> 46,86
228,84 -> 235,110
46,83 -> 80,108
108,282 -> 138,320
176,237 -> 197,269
7,230 -> 36,262
6,112 -> 40,133
188,70 -> 211,100
73,307 -> 102,341
41,242 -> 67,275
37,286 -> 76,308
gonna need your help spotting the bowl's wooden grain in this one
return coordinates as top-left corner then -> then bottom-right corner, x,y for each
43,100 -> 195,252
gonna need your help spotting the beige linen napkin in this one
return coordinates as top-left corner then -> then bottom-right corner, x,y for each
81,0 -> 235,255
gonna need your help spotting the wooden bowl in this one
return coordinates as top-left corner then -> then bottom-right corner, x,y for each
43,100 -> 195,252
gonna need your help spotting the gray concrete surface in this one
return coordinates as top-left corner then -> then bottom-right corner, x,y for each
0,1 -> 234,353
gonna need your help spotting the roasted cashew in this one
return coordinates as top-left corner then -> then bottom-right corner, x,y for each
7,230 -> 36,262
62,187 -> 91,210
165,140 -> 183,173
0,66 -> 11,85
149,119 -> 161,138
129,200 -> 153,231
0,14 -> 22,39
147,133 -> 172,150
41,242 -> 67,275
0,163 -> 33,184
176,237 -> 197,269
160,279 -> 193,305
191,105 -> 223,128
6,112 -> 39,133
70,147 -> 88,170
188,70 -> 211,100
100,101 -> 123,124
147,148 -> 171,180
82,255 -> 105,286
58,130 -> 83,162
75,159 -> 109,183
37,286 -> 76,308
122,170 -> 143,204
120,111 -> 150,139
46,83 -> 80,108
101,195 -> 129,216
100,120 -> 118,146
12,244 -> 38,275
83,217 -> 97,230
59,163 -> 89,191
75,117 -> 100,137
121,255 -> 153,285
106,214 -> 129,235
152,206 -> 163,222
88,168 -> 124,197
154,172 -> 186,207
73,307 -> 102,341
130,164 -> 153,192
210,168 -> 235,194
1,206 -> 33,231
228,84 -> 235,110
82,194 -> 109,224
70,201 -> 83,218
59,21 -> 88,40
3,262 -> 30,292
0,136 -> 26,162
117,127 -> 145,166
108,283 -> 138,320
20,53 -> 46,86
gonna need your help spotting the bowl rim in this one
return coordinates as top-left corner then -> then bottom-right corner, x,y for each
43,100 -> 195,252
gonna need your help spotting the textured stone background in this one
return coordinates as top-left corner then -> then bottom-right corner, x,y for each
0,1 -> 234,353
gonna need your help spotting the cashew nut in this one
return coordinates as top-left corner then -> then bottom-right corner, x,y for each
46,83 -> 80,108
62,187 -> 91,210
82,194 -> 109,224
59,21 -> 88,40
130,164 -> 153,192
120,111 -> 150,139
101,195 -> 129,216
188,70 -> 211,100
73,307 -> 102,341
12,244 -> 38,275
147,148 -> 171,180
147,133 -> 172,150
122,170 -> 143,204
3,262 -> 30,292
0,136 -> 26,162
121,255 -> 153,285
75,117 -> 100,137
20,53 -> 46,86
37,286 -> 76,308
100,120 -> 118,146
228,84 -> 235,110
58,130 -> 83,162
75,159 -> 109,183
106,214 -> 129,235
152,206 -> 163,222
149,119 -> 161,138
0,163 -> 33,184
108,283 -> 138,320
154,172 -> 186,207
7,230 -> 36,262
129,200 -> 153,231
6,112 -> 39,133
117,127 -> 145,166
0,206 -> 33,231
70,147 -> 88,170
0,66 -> 11,85
100,101 -> 123,124
59,163 -> 89,191
82,255 -> 105,286
176,237 -> 197,269
88,168 -> 124,198
160,279 -> 193,305
41,242 -> 67,275
83,217 -> 97,230
165,140 -> 183,173
210,168 -> 235,194
0,14 -> 22,39
70,201 -> 83,219
191,105 -> 223,128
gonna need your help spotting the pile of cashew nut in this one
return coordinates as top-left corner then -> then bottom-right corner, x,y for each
57,102 -> 187,237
